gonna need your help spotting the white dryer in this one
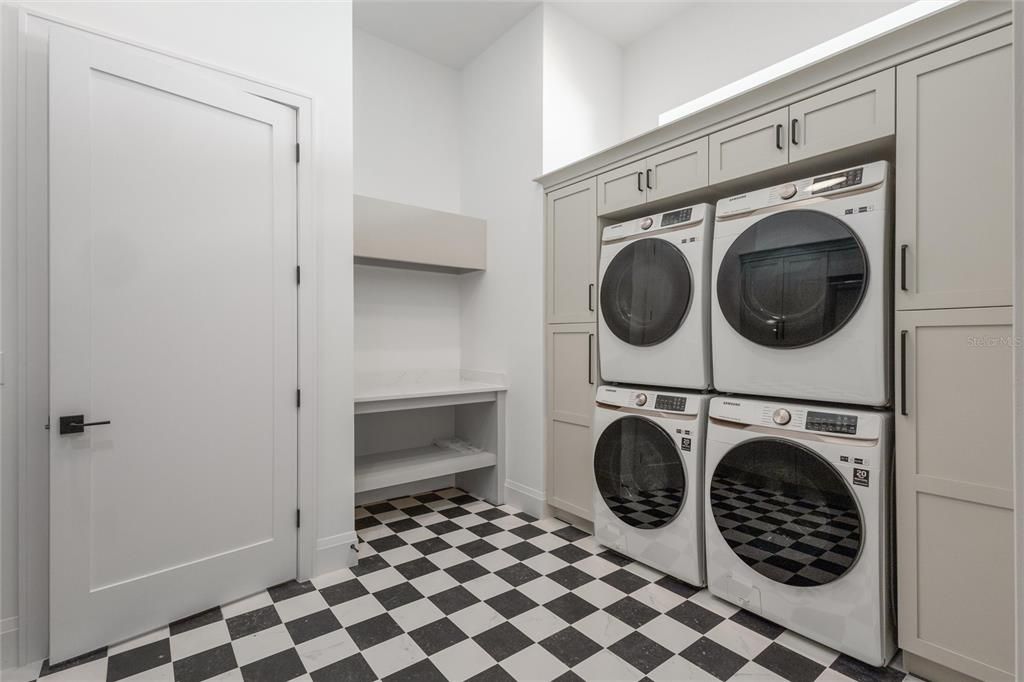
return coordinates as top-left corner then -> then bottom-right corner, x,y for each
599,204 -> 713,391
593,385 -> 708,586
704,395 -> 894,666
711,162 -> 891,406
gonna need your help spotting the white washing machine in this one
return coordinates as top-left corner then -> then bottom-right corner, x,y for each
592,385 -> 708,586
704,395 -> 894,666
599,204 -> 713,390
711,162 -> 891,406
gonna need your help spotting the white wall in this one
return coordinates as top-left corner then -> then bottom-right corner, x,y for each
541,5 -> 623,173
352,31 -> 465,381
0,1 -> 353,665
621,1 -> 911,138
354,29 -> 462,213
460,7 -> 547,516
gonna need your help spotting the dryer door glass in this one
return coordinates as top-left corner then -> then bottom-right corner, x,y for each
601,239 -> 692,347
594,416 -> 685,529
716,209 -> 867,348
710,438 -> 862,586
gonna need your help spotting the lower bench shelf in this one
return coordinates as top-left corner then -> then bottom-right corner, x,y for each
355,444 -> 497,495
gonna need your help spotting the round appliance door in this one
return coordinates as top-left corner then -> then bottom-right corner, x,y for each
594,416 -> 685,529
716,209 -> 867,348
709,438 -> 863,586
601,239 -> 692,347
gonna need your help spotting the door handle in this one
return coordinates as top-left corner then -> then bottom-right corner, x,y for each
588,333 -> 595,385
775,124 -> 784,150
900,244 -> 909,291
588,283 -> 594,312
59,414 -> 111,435
790,118 -> 799,145
636,172 -> 643,192
646,168 -> 653,190
900,330 -> 909,416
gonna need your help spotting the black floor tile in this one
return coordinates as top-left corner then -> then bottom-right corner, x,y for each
552,526 -> 589,542
319,578 -> 369,606
754,643 -> 826,682
368,534 -> 407,553
608,632 -> 673,674
426,520 -> 461,535
494,563 -> 541,587
309,653 -> 376,682
446,559 -> 489,583
477,508 -> 509,521
830,654 -> 906,682
226,605 -> 282,640
40,647 -> 108,676
486,590 -> 538,619
510,524 -> 545,540
472,622 -> 532,662
665,600 -> 724,634
458,539 -> 498,558
412,537 -> 452,555
550,544 -> 590,564
468,521 -> 504,538
395,557 -> 440,580
544,593 -> 598,624
284,608 -> 342,645
600,568 -> 649,594
106,640 -> 170,682
240,648 -> 305,682
547,565 -> 594,590
540,627 -> 601,667
172,643 -> 238,682
729,609 -> 785,640
429,585 -> 481,615
383,658 -> 448,681
350,554 -> 389,576
681,637 -> 747,681
346,613 -> 403,650
468,664 -> 517,682
504,541 -> 544,561
373,582 -> 424,610
386,518 -> 421,533
408,618 -> 469,655
267,581 -> 315,603
654,575 -> 700,599
169,606 -> 224,635
605,596 -> 659,628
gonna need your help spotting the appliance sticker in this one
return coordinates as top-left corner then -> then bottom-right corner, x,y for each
680,437 -> 691,452
853,468 -> 869,487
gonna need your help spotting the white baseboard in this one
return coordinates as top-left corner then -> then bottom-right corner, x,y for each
504,480 -> 547,518
314,531 -> 359,576
1,617 -> 18,671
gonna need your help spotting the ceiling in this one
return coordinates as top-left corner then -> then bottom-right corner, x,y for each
552,2 -> 693,46
353,0 -> 695,69
353,1 -> 541,69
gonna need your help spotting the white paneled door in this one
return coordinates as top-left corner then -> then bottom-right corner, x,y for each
48,27 -> 299,662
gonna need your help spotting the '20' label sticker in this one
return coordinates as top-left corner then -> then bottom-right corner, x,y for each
853,468 -> 869,487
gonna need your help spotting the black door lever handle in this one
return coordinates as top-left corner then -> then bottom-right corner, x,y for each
59,414 -> 112,435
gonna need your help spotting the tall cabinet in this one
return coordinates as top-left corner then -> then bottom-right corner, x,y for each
894,27 -> 1014,682
545,179 -> 598,520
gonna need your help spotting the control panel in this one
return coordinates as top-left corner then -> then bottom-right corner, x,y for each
654,394 -> 687,412
805,410 -> 858,435
810,167 -> 864,195
660,207 -> 692,227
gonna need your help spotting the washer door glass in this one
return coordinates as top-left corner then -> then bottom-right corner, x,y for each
716,209 -> 867,348
601,239 -> 692,347
709,438 -> 862,586
594,416 -> 685,529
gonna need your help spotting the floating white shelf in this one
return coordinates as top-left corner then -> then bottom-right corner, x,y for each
354,194 -> 487,274
354,370 -> 507,415
355,444 -> 497,494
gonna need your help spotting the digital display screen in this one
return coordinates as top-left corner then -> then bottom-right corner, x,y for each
806,410 -> 858,434
660,208 -> 692,227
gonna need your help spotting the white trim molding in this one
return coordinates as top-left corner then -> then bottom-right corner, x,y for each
1,617 -> 18,670
315,531 -> 359,576
504,479 -> 546,519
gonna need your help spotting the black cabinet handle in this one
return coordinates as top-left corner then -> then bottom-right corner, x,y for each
775,124 -> 784,150
900,330 -> 909,416
900,244 -> 909,291
791,118 -> 799,145
59,414 -> 112,435
588,334 -> 594,385
588,283 -> 594,312
646,168 -> 653,190
636,172 -> 643,192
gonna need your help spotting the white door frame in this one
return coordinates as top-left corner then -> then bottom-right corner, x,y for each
13,10 -> 319,665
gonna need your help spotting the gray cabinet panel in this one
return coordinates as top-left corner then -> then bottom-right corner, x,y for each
546,179 -> 598,324
547,323 -> 596,521
896,307 -> 1015,682
597,160 -> 646,215
788,69 -> 894,162
895,28 -> 1012,311
646,138 -> 709,203
708,108 -> 788,184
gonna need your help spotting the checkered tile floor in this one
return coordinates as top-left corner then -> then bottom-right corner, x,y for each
9,489 -> 914,682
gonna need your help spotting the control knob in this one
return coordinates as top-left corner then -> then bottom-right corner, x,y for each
635,393 -> 648,407
640,217 -> 654,230
772,408 -> 791,425
779,183 -> 798,200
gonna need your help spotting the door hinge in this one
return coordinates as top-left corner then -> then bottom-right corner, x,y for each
296,388 -> 301,408
295,143 -> 301,163
296,509 -> 301,528
296,265 -> 301,285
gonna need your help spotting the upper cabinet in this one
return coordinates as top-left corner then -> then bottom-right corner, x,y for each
895,28 -> 1012,311
789,69 -> 894,162
547,178 -> 599,324
597,138 -> 709,215
709,70 -> 896,184
708,108 -> 789,184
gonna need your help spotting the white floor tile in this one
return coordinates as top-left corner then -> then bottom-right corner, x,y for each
508,605 -> 567,642
169,620 -> 231,660
230,623 -> 293,667
294,627 -> 359,673
273,590 -> 328,623
448,602 -> 504,637
360,634 -> 426,678
220,591 -> 274,619
499,643 -> 569,680
390,599 -> 446,632
331,593 -> 385,627
705,619 -> 773,660
429,639 -> 494,681
571,648 -> 645,682
638,613 -> 702,653
108,626 -> 170,656
573,610 -> 635,647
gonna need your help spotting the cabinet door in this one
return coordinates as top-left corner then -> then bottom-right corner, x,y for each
547,323 -> 596,520
788,69 -> 894,162
896,307 -> 1014,682
596,160 -> 646,215
895,28 -> 1012,311
645,137 -> 709,203
708,108 -> 788,184
546,179 -> 598,324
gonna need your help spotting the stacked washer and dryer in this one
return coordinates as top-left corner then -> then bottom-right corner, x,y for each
590,161 -> 896,667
